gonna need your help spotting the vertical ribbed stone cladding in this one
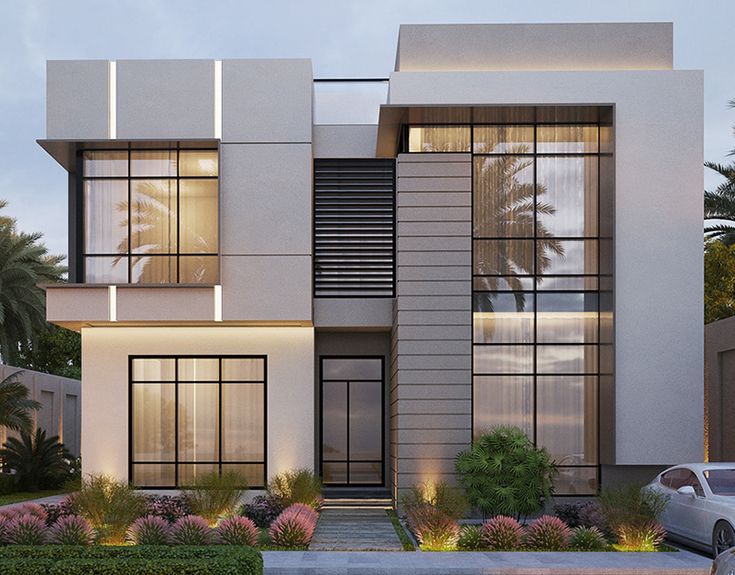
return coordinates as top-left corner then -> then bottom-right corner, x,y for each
314,159 -> 396,297
392,153 -> 473,498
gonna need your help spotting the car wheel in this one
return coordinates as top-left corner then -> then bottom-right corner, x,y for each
713,521 -> 735,557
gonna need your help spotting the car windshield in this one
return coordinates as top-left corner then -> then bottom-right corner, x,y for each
704,469 -> 735,495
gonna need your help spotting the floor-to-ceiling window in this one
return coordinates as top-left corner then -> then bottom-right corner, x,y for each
130,356 -> 266,488
406,113 -> 611,495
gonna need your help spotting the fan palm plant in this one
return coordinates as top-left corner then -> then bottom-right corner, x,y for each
0,201 -> 65,364
0,371 -> 40,434
0,428 -> 72,491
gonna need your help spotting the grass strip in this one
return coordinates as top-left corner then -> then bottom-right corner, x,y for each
386,509 -> 416,551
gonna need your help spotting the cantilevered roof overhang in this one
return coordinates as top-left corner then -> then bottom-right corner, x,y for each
37,139 -> 219,172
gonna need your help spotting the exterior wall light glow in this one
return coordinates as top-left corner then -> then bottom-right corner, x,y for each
108,61 -> 116,139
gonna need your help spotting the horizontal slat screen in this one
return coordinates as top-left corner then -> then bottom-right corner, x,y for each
314,159 -> 396,297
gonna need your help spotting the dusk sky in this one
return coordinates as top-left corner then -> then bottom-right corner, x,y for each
2,0 -> 733,257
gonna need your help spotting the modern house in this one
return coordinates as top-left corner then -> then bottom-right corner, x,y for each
39,22 -> 703,501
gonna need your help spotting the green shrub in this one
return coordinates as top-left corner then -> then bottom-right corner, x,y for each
570,526 -> 609,551
0,546 -> 262,575
406,504 -> 460,551
612,520 -> 666,552
455,426 -> 555,518
0,473 -> 16,495
182,471 -> 247,527
457,524 -> 483,550
71,474 -> 146,544
266,469 -> 322,510
399,481 -> 467,520
0,559 -> 54,575
0,430 -> 73,492
599,485 -> 667,532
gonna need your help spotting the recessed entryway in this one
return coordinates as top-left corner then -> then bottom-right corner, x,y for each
319,356 -> 384,487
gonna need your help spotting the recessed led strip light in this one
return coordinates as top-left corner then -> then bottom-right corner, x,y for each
214,285 -> 222,322
108,61 -> 116,139
214,60 -> 222,139
109,285 -> 117,322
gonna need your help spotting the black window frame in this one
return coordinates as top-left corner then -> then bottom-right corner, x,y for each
318,355 -> 386,487
128,354 -> 267,489
79,147 -> 220,285
401,119 -> 610,496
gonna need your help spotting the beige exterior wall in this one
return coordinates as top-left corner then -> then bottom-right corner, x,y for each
0,365 -> 81,456
395,23 -> 673,72
81,326 -> 314,482
388,68 -> 704,467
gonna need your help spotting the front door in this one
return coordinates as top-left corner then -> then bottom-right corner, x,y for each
320,356 -> 384,487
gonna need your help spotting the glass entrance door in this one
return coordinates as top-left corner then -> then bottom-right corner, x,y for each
320,357 -> 384,486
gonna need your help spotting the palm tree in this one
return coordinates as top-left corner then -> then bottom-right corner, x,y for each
0,201 -> 65,364
705,162 -> 735,245
473,147 -> 563,312
704,99 -> 735,244
0,371 -> 40,434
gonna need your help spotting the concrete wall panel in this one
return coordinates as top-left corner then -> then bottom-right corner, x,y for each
117,60 -> 214,139
47,60 -> 109,139
223,59 -> 312,143
392,154 -> 473,497
313,125 -> 378,158
395,23 -> 673,72
221,255 -> 311,321
220,144 -> 311,256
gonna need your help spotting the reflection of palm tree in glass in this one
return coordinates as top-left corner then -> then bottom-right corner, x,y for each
114,181 -> 216,283
474,146 -> 563,312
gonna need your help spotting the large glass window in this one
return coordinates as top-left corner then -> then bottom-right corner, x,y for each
82,149 -> 219,284
130,356 -> 265,488
464,123 -> 604,495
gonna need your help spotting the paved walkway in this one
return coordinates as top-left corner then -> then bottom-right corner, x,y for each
309,508 -> 404,551
264,550 -> 712,574
0,493 -> 70,509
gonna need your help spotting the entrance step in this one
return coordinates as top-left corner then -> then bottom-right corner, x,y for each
322,498 -> 392,509
310,508 -> 403,551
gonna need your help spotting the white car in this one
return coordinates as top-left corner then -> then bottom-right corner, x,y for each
645,463 -> 735,556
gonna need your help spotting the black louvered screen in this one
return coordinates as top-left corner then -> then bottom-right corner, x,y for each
314,159 -> 396,297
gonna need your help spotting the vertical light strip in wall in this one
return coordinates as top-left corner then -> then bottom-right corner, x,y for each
108,285 -> 117,322
214,285 -> 222,322
214,60 -> 222,139
108,61 -> 117,139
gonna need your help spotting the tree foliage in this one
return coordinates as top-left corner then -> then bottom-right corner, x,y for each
0,201 -> 66,365
704,99 -> 735,244
14,325 -> 81,379
0,370 -> 40,433
704,240 -> 735,323
455,426 -> 556,519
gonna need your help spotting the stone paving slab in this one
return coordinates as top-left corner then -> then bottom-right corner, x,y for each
264,549 -> 712,575
310,509 -> 403,551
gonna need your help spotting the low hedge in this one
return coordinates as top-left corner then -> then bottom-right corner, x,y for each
0,546 -> 262,575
